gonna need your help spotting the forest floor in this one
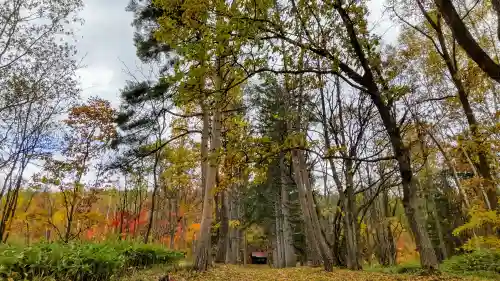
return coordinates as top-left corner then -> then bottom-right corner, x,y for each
121,264 -> 496,281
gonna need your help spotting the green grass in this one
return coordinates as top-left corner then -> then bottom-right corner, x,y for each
0,241 -> 184,281
365,260 -> 423,274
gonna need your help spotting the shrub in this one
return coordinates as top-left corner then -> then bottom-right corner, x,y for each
366,260 -> 423,275
441,250 -> 500,275
0,241 -> 183,281
125,243 -> 184,268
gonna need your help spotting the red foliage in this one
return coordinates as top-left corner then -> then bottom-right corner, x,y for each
110,209 -> 149,237
86,228 -> 95,239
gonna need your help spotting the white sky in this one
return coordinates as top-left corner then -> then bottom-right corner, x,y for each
74,0 -> 138,108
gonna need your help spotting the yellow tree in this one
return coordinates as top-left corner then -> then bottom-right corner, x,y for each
154,0 -> 250,271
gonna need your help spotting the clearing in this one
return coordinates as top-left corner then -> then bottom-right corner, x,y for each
123,265 -> 492,281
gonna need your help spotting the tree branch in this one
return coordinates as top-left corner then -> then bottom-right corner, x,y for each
434,0 -> 500,83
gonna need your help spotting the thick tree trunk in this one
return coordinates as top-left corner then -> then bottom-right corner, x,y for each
272,155 -> 296,268
402,177 -> 439,270
333,1 -> 439,269
226,188 -> 240,264
216,190 -> 229,263
280,154 -> 296,267
194,105 -> 220,271
428,193 -> 448,261
292,150 -> 334,271
365,92 -> 438,269
274,189 -> 284,268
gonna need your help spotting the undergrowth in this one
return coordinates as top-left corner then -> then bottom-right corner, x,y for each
441,250 -> 500,279
367,250 -> 500,280
0,241 -> 184,281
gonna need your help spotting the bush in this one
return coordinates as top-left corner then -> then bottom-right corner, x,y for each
441,250 -> 500,275
0,241 -> 183,281
123,243 -> 185,268
366,260 -> 423,275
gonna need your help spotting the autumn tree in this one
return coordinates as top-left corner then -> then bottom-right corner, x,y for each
41,98 -> 116,242
391,0 -> 499,211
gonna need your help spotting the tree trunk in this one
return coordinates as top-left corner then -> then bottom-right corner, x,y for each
216,190 -> 229,263
200,102 -> 209,201
274,189 -> 284,268
418,11 -> 497,210
292,150 -> 334,271
144,152 -> 160,244
333,1 -> 439,269
343,163 -> 362,270
280,154 -> 296,267
367,82 -> 439,270
243,229 -> 248,265
169,199 -> 176,249
194,105 -> 221,271
369,187 -> 396,266
319,75 -> 359,269
433,0 -> 500,83
417,129 -> 448,260
226,188 -> 240,264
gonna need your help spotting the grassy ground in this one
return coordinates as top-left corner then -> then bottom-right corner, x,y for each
121,264 -> 496,281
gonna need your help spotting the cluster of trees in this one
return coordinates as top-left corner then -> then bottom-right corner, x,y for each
1,0 -> 499,276
118,0 -> 499,272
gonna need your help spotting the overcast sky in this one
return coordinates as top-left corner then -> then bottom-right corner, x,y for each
75,0 -> 137,108
73,0 -> 397,109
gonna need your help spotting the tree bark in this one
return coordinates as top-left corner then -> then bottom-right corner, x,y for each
226,188 -> 240,264
292,150 -> 334,271
280,154 -> 296,267
216,189 -> 229,263
274,188 -> 284,268
194,104 -> 220,271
